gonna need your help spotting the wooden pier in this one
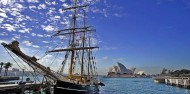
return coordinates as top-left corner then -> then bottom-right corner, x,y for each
0,83 -> 46,94
0,76 -> 19,82
153,77 -> 190,89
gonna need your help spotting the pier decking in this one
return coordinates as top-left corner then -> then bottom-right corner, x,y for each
0,83 -> 45,94
153,77 -> 190,89
0,76 -> 19,82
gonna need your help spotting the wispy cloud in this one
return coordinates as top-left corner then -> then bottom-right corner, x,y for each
0,0 -> 111,65
27,0 -> 39,3
113,57 -> 126,62
0,32 -> 8,36
41,25 -> 56,32
37,34 -> 44,37
0,12 -> 7,18
18,28 -> 30,33
105,47 -> 117,50
1,24 -> 16,32
32,45 -> 40,48
0,39 -> 8,43
22,40 -> 32,46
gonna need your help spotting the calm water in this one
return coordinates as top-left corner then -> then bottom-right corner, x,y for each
99,78 -> 190,94
11,77 -> 190,94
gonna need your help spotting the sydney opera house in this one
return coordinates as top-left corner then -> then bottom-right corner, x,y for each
107,62 -> 144,77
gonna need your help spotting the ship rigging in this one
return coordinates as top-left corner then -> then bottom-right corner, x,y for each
1,0 -> 104,93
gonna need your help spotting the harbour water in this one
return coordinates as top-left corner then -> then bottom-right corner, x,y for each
99,78 -> 190,94
7,76 -> 190,94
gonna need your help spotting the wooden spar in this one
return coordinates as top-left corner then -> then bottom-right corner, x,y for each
62,5 -> 88,11
56,27 -> 91,33
47,47 -> 98,53
1,42 -> 62,81
53,29 -> 95,36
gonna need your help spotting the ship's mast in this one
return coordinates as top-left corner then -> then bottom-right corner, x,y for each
47,0 -> 98,80
69,0 -> 77,79
81,8 -> 86,81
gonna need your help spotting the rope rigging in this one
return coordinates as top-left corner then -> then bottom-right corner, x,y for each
3,46 -> 42,83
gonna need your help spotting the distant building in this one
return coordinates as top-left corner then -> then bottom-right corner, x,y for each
108,62 -> 136,75
106,62 -> 148,78
136,71 -> 145,75
128,67 -> 136,74
107,62 -> 138,78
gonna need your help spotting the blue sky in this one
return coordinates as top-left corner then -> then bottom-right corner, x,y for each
0,0 -> 190,74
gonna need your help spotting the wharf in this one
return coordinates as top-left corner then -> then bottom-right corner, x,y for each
153,77 -> 190,89
0,83 -> 45,94
0,76 -> 19,81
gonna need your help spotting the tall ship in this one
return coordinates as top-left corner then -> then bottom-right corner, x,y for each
1,0 -> 104,93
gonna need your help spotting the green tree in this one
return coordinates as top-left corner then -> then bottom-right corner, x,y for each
3,62 -> 12,76
0,62 -> 4,74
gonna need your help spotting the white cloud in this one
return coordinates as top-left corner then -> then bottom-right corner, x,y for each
91,38 -> 98,46
0,0 -> 13,5
38,3 -> 46,9
105,47 -> 117,50
59,8 -> 65,14
18,28 -> 30,34
24,36 -> 29,38
42,41 -> 49,43
113,58 -> 126,61
27,0 -> 39,3
18,30 -> 26,33
13,34 -> 21,39
25,16 -> 32,21
102,56 -> 108,60
47,7 -> 55,15
37,34 -> 44,37
0,32 -> 8,36
42,25 -> 55,32
52,1 -> 56,5
102,9 -> 108,17
1,24 -> 16,32
22,40 -> 32,46
62,3 -> 69,8
114,13 -> 122,17
45,1 -> 51,5
54,15 -> 61,20
60,20 -> 70,26
60,0 -> 65,2
0,18 -> 4,23
29,5 -> 37,10
11,37 -> 16,40
0,12 -> 8,18
15,3 -> 24,9
0,39 -> 8,43
32,45 -> 40,48
91,7 -> 100,13
0,8 -> 5,12
44,34 -> 51,37
9,10 -> 21,16
31,33 -> 36,36
38,54 -> 53,64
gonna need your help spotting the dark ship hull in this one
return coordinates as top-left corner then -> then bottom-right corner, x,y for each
54,80 -> 99,94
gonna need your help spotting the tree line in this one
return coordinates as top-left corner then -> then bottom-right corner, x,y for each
170,69 -> 190,77
0,62 -> 12,76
